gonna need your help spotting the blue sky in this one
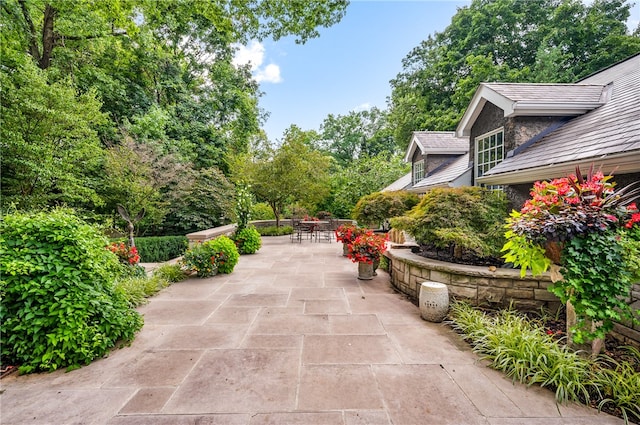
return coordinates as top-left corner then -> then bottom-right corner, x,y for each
233,0 -> 640,143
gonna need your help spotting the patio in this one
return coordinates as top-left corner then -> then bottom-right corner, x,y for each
0,236 -> 623,424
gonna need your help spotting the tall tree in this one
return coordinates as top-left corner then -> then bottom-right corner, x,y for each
319,107 -> 396,167
388,0 -> 640,150
234,126 -> 331,227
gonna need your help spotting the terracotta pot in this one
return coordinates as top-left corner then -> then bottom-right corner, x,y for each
544,241 -> 564,264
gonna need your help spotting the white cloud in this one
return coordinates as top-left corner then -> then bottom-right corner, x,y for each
233,41 -> 265,70
233,41 -> 283,84
255,63 -> 282,83
353,103 -> 372,112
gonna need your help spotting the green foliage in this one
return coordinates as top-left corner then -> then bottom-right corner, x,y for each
208,236 -> 240,274
449,302 -> 594,404
251,203 -> 276,220
592,346 -> 640,423
501,225 -> 551,277
392,187 -> 508,258
181,242 -> 220,278
152,264 -> 188,283
235,184 -> 254,232
234,127 -> 331,226
551,231 -> 639,343
115,274 -> 170,308
134,236 -> 189,262
320,153 -> 410,219
319,107 -> 398,167
257,225 -> 294,236
234,226 -> 262,254
352,191 -> 419,228
0,209 -> 143,373
0,58 -> 107,211
619,226 -> 640,282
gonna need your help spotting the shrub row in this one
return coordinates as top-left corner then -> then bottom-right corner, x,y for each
133,236 -> 189,262
257,225 -> 293,236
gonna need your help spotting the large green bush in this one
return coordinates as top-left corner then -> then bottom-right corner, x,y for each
391,187 -> 508,258
181,236 -> 240,276
134,236 -> 189,262
234,226 -> 262,254
0,209 -> 143,373
208,236 -> 240,274
352,190 -> 419,228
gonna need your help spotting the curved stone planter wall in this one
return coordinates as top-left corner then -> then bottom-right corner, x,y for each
385,248 -> 640,347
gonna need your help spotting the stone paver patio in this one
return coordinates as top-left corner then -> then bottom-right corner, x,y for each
0,236 -> 624,424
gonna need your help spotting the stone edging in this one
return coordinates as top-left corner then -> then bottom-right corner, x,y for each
384,248 -> 640,346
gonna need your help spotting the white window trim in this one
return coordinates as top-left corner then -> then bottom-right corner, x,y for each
474,127 -> 504,186
413,159 -> 425,185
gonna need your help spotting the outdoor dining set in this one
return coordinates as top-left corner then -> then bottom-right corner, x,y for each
290,218 -> 337,243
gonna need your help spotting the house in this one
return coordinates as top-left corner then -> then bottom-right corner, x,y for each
455,53 -> 640,206
381,131 -> 470,193
387,54 -> 639,205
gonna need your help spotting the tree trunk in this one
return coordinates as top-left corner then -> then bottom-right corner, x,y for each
39,4 -> 57,69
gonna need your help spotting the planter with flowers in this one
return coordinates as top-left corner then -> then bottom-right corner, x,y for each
347,231 -> 388,280
335,224 -> 364,256
502,166 -> 640,354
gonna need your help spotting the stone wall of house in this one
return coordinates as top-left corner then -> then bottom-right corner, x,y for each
385,248 -> 640,346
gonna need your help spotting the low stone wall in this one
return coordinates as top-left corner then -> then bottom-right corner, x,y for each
385,247 -> 640,346
250,219 -> 356,229
186,224 -> 236,244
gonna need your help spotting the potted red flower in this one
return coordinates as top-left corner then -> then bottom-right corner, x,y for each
347,231 -> 388,280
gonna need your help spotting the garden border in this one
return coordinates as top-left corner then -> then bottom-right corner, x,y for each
384,247 -> 640,347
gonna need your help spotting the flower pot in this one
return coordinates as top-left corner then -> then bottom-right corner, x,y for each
357,261 -> 374,280
544,241 -> 564,264
342,242 -> 350,257
419,281 -> 449,322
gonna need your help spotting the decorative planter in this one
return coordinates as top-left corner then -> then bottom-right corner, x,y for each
342,242 -> 350,257
357,261 -> 375,280
419,281 -> 449,322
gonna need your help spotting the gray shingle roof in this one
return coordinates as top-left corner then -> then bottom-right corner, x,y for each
413,153 -> 471,189
404,131 -> 468,162
381,172 -> 412,192
483,54 -> 640,179
482,83 -> 608,104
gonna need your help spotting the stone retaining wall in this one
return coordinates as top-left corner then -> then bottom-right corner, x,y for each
385,247 -> 640,346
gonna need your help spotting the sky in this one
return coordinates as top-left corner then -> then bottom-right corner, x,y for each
233,0 -> 640,144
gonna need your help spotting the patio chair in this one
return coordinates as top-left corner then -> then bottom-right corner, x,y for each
290,219 -> 303,243
316,219 -> 333,242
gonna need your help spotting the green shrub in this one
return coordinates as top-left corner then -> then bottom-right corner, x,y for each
258,225 -> 293,236
181,236 -> 240,276
0,209 -> 143,373
352,190 -> 419,228
181,241 -> 220,277
251,202 -> 275,220
115,274 -> 169,307
134,236 -> 189,262
234,226 -> 262,254
208,236 -> 240,274
235,184 -> 254,232
390,187 -> 508,258
153,263 -> 188,282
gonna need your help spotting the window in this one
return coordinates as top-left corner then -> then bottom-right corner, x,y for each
475,128 -> 504,188
413,160 -> 424,184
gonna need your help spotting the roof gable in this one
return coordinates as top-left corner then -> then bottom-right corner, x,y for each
456,83 -> 609,136
480,54 -> 640,184
404,131 -> 468,162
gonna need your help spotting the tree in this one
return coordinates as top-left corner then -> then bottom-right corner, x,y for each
320,107 -> 397,167
0,58 -> 107,210
319,153 -> 409,219
235,126 -> 331,227
388,0 -> 640,150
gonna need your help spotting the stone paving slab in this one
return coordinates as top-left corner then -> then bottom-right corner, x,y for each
0,236 -> 625,424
